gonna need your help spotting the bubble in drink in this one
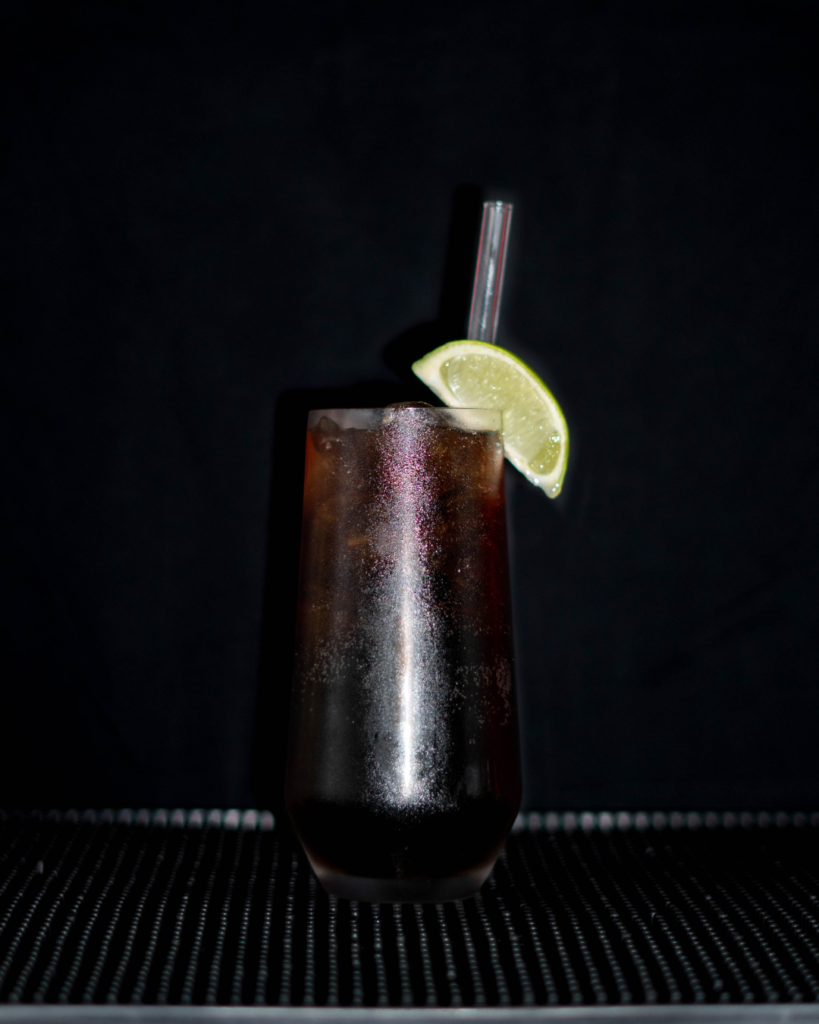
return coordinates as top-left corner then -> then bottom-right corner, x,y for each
285,406 -> 521,902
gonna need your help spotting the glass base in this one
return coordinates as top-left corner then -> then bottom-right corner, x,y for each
312,862 -> 492,903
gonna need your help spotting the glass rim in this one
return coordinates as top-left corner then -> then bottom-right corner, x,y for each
306,406 -> 502,432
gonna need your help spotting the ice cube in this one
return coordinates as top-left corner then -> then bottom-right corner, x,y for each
311,415 -> 344,454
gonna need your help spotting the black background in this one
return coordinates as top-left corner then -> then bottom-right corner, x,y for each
1,0 -> 817,815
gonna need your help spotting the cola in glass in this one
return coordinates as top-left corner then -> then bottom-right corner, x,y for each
285,405 -> 521,902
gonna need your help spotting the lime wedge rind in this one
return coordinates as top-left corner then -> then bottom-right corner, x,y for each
411,339 -> 569,498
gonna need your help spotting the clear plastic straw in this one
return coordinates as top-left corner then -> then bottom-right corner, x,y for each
466,201 -> 513,344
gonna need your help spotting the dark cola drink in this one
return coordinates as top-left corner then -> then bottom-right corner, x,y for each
285,405 -> 521,902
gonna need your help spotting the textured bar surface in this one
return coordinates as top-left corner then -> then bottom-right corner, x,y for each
0,811 -> 818,1008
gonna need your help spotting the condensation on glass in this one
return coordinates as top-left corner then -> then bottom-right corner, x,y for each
285,405 -> 521,902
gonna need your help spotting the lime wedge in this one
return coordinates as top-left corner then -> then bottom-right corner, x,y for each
412,340 -> 569,497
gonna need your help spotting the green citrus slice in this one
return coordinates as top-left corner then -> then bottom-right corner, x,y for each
412,340 -> 569,497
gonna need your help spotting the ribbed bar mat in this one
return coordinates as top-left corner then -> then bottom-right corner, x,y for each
0,809 -> 818,1008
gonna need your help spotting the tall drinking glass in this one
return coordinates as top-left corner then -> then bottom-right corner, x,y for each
285,404 -> 521,902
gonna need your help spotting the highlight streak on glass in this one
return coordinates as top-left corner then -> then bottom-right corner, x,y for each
398,588 -> 416,799
392,419 -> 429,800
467,202 -> 513,345
397,496 -> 418,799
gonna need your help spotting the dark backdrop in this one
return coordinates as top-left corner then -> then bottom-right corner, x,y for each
1,0 -> 817,813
